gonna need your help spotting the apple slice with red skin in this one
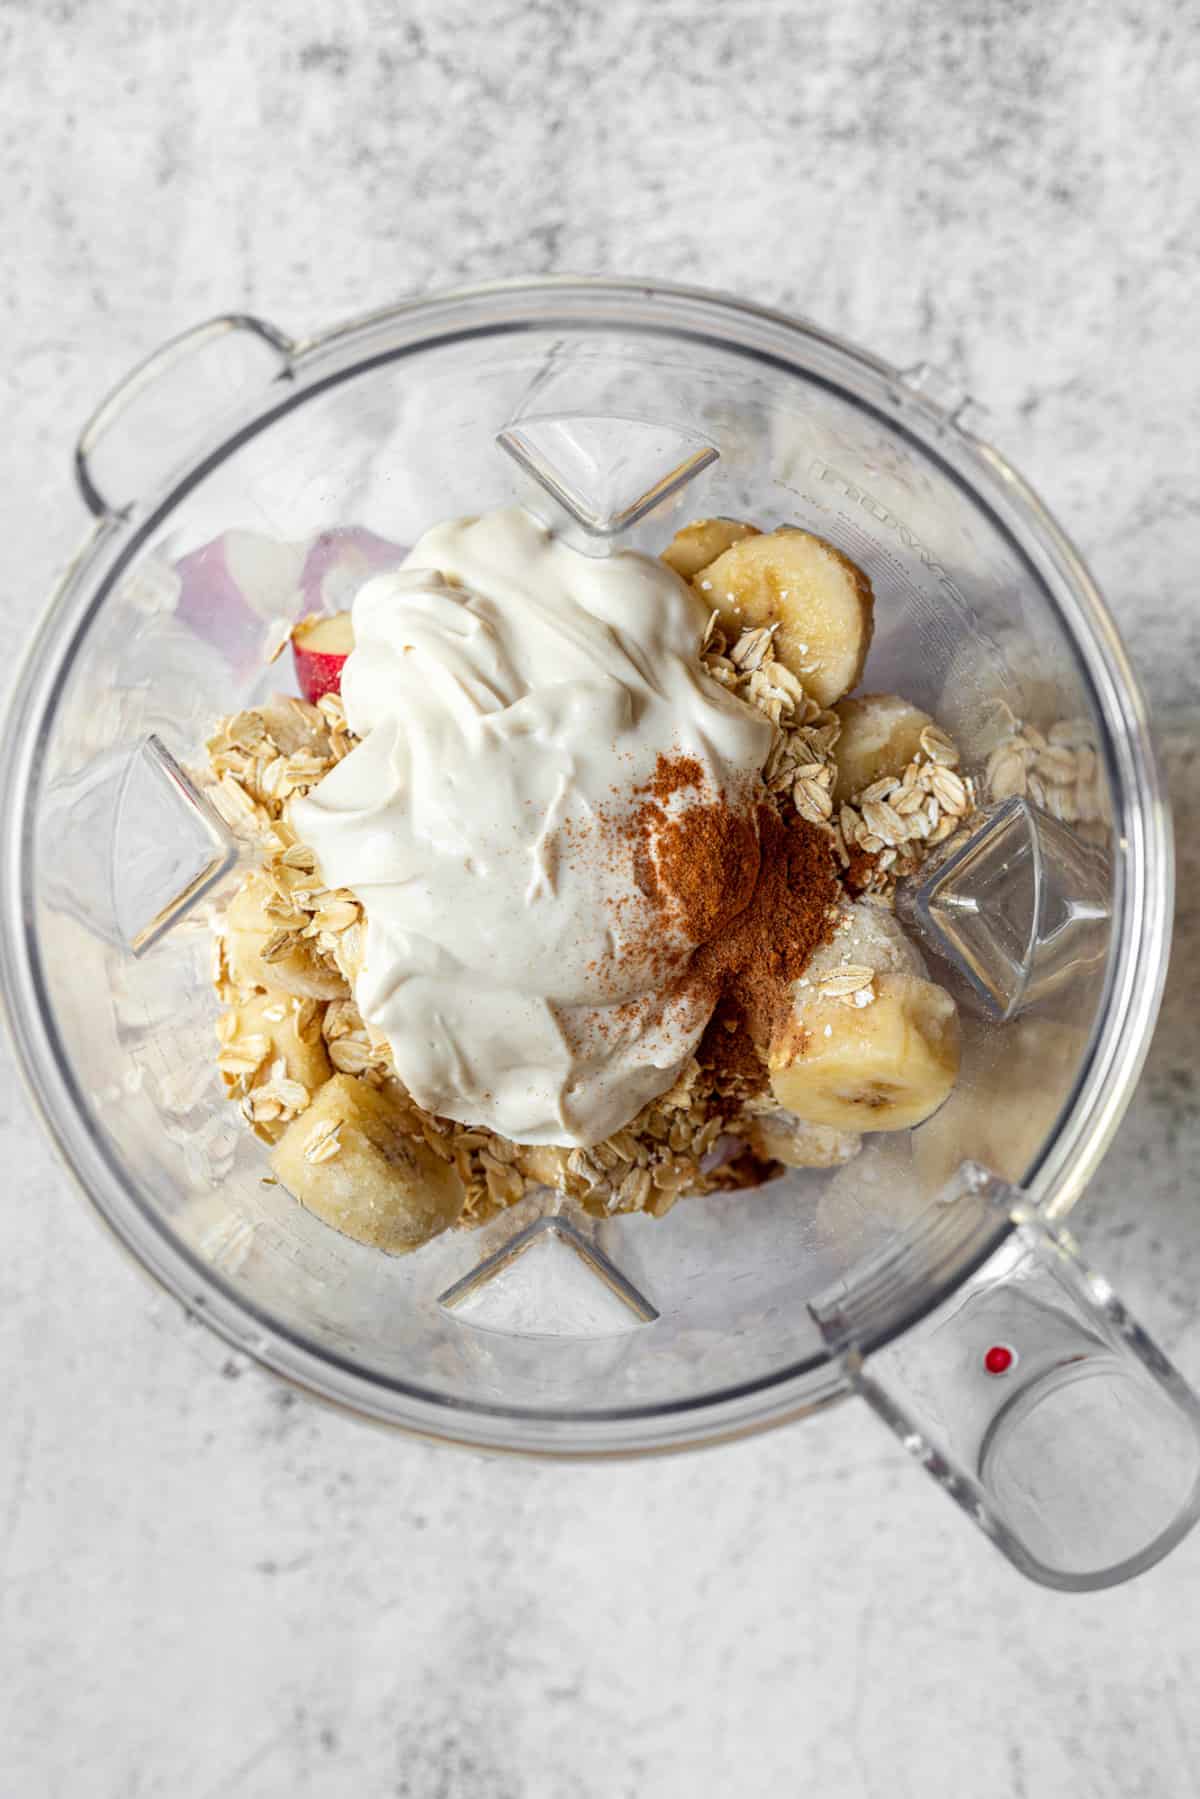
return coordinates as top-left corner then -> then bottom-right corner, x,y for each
292,611 -> 354,703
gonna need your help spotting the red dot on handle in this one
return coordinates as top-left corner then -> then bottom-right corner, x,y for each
984,1344 -> 1015,1376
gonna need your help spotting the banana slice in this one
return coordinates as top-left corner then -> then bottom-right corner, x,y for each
226,871 -> 348,1001
694,527 -> 874,706
803,896 -> 926,985
832,693 -> 933,805
271,1073 -> 465,1252
662,517 -> 760,581
232,989 -> 331,1097
769,971 -> 959,1133
748,1111 -> 862,1169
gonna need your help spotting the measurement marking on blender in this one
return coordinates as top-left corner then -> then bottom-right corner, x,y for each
808,458 -> 969,611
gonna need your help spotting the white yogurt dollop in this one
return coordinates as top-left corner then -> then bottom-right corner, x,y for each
291,507 -> 772,1146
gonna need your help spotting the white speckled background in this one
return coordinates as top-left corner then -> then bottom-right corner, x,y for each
3,3 -> 1200,1794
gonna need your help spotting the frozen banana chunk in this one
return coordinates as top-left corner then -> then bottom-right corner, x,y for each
662,517 -> 760,581
226,870 -> 348,1000
804,896 -> 927,986
271,1074 -> 465,1253
832,693 -> 933,806
231,990 -> 331,1097
769,971 -> 959,1133
694,527 -> 874,706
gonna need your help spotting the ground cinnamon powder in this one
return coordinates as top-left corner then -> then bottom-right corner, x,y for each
610,755 -> 839,1097
640,753 -> 705,802
696,998 -> 765,1102
842,842 -> 880,896
654,802 -> 761,941
617,755 -> 761,944
690,800 -> 838,1080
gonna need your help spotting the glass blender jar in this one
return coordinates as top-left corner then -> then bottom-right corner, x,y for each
4,279 -> 1197,1591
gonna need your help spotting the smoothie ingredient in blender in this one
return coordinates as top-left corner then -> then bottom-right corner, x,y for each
270,1073 -> 466,1253
291,611 -> 354,703
205,509 -> 970,1253
659,515 -> 761,580
767,971 -> 960,1132
830,693 -> 936,806
694,527 -> 875,709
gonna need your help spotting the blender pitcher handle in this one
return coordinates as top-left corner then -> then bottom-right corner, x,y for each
812,1168 -> 1200,1590
75,315 -> 296,519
